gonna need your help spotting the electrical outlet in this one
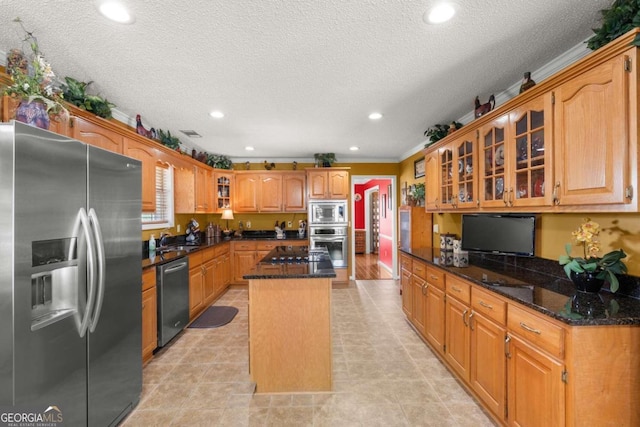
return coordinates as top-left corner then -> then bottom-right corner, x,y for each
433,224 -> 439,233
287,221 -> 292,228
246,221 -> 251,229
177,224 -> 181,233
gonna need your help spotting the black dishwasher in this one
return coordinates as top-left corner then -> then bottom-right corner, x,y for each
156,256 -> 190,347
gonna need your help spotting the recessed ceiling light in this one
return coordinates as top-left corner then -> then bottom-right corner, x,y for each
425,3 -> 456,24
368,112 -> 383,120
245,146 -> 255,151
97,1 -> 134,24
350,146 -> 360,151
209,111 -> 225,119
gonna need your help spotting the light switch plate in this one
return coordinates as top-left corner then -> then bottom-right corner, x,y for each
433,224 -> 439,233
246,221 -> 251,228
287,221 -> 292,228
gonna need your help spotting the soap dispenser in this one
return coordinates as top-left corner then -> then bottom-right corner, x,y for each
149,234 -> 156,254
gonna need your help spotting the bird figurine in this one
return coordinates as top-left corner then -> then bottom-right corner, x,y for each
135,114 -> 155,139
264,160 -> 276,170
474,95 -> 495,118
519,72 -> 536,94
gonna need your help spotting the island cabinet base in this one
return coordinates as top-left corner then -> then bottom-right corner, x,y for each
249,277 -> 332,393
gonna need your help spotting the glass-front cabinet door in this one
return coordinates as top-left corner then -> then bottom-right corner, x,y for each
215,172 -> 233,212
480,115 -> 508,208
439,146 -> 455,209
508,94 -> 552,207
454,132 -> 478,209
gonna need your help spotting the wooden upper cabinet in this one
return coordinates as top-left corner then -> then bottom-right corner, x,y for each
307,168 -> 349,199
478,114 -> 509,208
507,93 -> 553,208
259,174 -> 283,212
553,50 -> 631,208
234,171 -> 305,212
70,116 -> 123,154
452,131 -> 478,209
283,172 -> 306,212
174,165 -> 195,214
479,94 -> 552,209
214,172 -> 233,212
123,137 -> 157,212
425,152 -> 439,210
234,173 -> 259,212
437,145 -> 455,209
195,166 -> 212,213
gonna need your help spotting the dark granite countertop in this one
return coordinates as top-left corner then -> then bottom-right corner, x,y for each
243,246 -> 336,279
142,231 -> 308,269
401,247 -> 640,327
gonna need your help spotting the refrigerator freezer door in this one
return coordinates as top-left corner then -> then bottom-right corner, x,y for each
3,123 -> 90,425
86,145 -> 142,426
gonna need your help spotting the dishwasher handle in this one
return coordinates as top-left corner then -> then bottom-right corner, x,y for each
163,260 -> 189,274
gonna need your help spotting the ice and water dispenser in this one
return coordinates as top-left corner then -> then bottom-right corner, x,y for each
30,238 -> 80,331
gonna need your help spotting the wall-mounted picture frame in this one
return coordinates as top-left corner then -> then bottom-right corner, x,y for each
414,158 -> 425,178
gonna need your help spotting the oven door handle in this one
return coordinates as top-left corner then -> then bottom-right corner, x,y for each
312,236 -> 345,241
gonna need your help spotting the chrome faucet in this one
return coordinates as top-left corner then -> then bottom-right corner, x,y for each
159,230 -> 172,247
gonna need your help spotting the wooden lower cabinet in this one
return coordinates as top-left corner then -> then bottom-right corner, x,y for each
399,259 -> 640,427
189,252 -> 205,320
411,275 -> 426,335
189,244 -> 231,320
424,284 -> 445,355
233,241 -> 258,285
214,244 -> 231,295
401,266 -> 412,318
232,240 -> 308,285
470,311 -> 506,421
141,267 -> 157,364
506,334 -> 564,427
202,248 -> 215,306
445,295 -> 470,381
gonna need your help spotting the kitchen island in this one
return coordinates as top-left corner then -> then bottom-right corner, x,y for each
244,246 -> 336,393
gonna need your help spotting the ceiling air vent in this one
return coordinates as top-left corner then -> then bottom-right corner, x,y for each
180,130 -> 202,138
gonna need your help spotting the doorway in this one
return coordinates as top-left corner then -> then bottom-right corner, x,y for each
351,176 -> 397,281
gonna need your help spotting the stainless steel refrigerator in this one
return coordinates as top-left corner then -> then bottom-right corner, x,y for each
0,121 -> 143,426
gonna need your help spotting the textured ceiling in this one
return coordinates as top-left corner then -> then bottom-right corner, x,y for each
0,0 -> 612,162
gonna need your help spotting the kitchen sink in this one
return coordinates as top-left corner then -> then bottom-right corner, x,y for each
158,245 -> 199,254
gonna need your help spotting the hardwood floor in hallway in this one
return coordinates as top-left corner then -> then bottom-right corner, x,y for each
355,253 -> 393,280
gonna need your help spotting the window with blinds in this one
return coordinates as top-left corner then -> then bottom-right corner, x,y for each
141,164 -> 174,229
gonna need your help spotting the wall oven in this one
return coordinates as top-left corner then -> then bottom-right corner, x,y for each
309,225 -> 347,268
308,200 -> 347,225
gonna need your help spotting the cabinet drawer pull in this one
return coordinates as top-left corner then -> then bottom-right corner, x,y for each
451,285 -> 461,293
479,301 -> 493,310
519,322 -> 541,335
429,274 -> 439,281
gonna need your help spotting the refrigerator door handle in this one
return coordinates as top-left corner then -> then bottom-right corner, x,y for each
88,208 -> 105,333
73,207 -> 97,338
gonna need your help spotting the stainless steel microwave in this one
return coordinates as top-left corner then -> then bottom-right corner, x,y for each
308,200 -> 347,224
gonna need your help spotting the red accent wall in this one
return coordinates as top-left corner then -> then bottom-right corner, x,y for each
354,179 -> 393,270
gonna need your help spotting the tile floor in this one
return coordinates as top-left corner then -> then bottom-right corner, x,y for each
121,280 -> 496,426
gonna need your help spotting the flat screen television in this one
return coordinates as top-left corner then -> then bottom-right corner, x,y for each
461,214 -> 536,257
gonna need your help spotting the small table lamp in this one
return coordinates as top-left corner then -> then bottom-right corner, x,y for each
221,208 -> 234,231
